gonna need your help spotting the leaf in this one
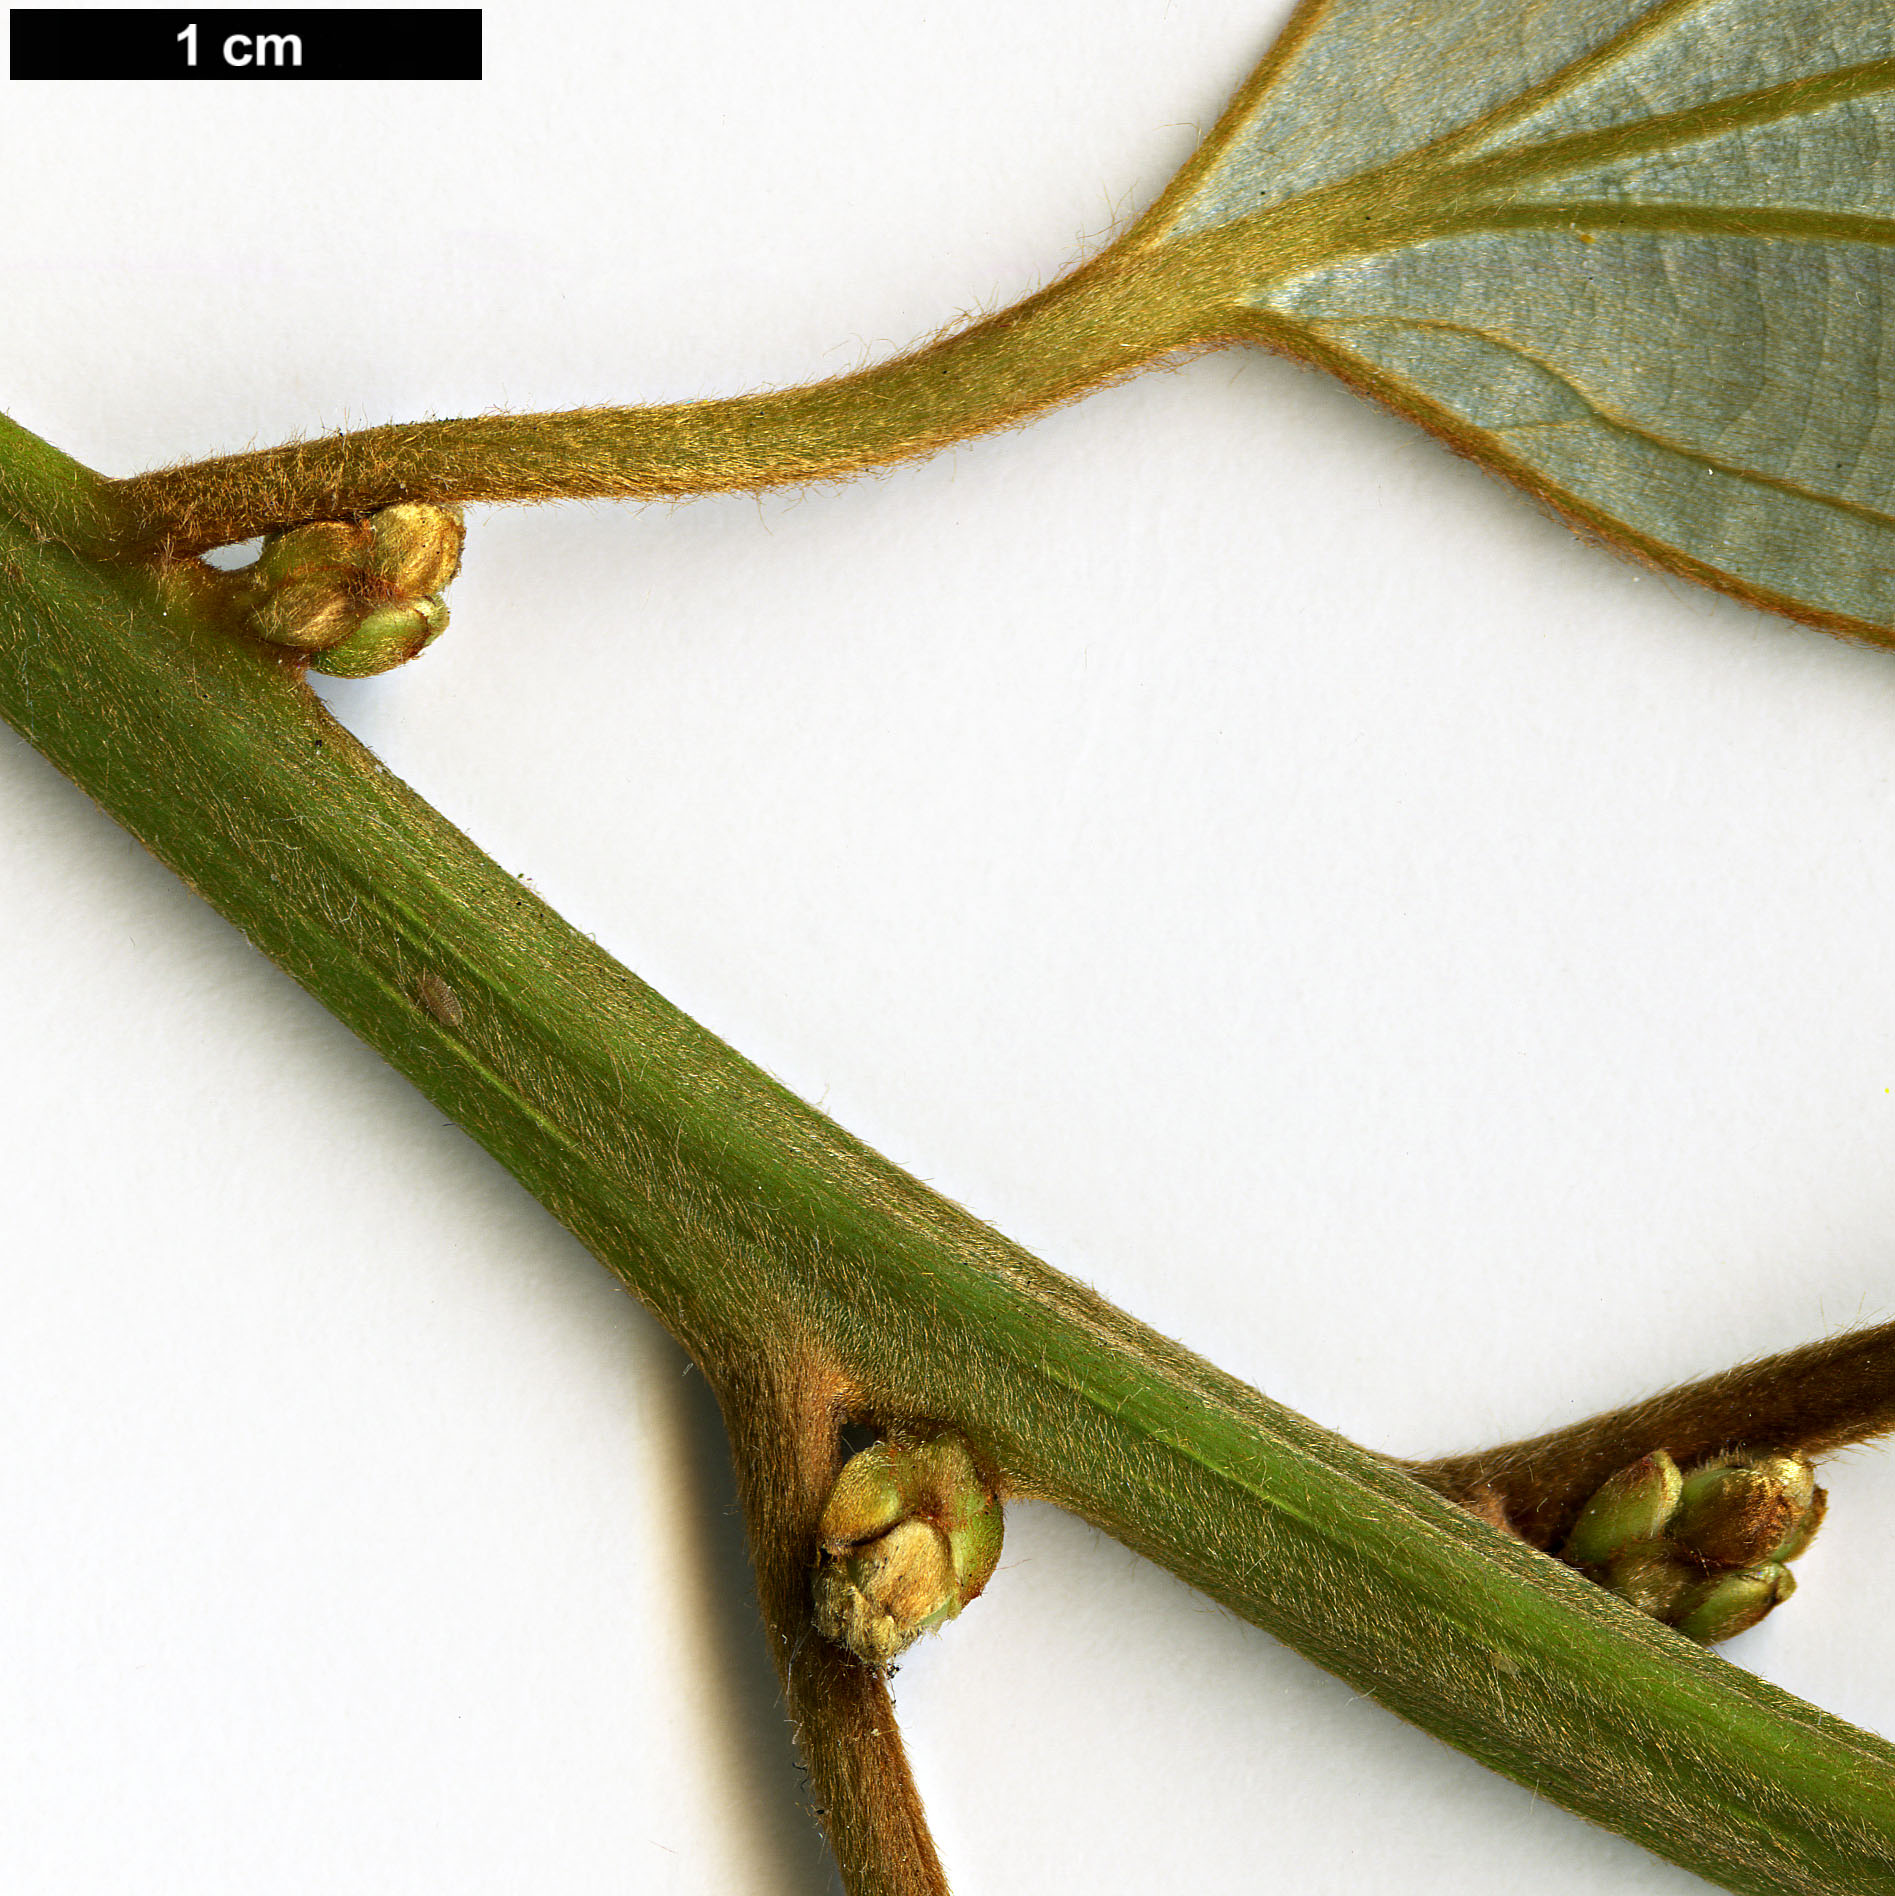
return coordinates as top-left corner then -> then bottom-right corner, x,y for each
1131,0 -> 1895,641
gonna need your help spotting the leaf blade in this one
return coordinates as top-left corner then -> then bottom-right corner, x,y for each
1155,0 -> 1895,638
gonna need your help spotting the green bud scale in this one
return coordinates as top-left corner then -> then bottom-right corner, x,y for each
366,501 -> 465,596
1674,1564 -> 1797,1645
311,596 -> 450,679
1562,1451 -> 1683,1568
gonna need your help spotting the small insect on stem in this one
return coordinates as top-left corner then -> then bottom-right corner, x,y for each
416,971 -> 464,1030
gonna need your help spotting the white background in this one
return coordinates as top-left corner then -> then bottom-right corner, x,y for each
3,3 -> 1894,1890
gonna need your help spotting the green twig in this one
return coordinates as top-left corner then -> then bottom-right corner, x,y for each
6,413 -> 1895,1894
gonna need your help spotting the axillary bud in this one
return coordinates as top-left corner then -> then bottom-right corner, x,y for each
236,502 -> 463,676
812,1430 -> 1003,1667
1558,1445 -> 1825,1645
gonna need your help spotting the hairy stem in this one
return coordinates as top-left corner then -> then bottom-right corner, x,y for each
719,1353 -> 950,1896
1410,1320 -> 1895,1549
9,415 -> 1895,1894
106,246 -> 1213,558
93,186 -> 1403,561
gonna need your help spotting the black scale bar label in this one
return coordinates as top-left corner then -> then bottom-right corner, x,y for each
10,10 -> 481,79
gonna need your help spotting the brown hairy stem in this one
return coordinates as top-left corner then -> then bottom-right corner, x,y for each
100,198 -> 1379,564
1406,1319 -> 1895,1550
105,245 -> 1215,560
715,1349 -> 950,1896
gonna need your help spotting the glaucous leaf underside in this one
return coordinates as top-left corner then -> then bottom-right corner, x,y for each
1138,0 -> 1895,639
